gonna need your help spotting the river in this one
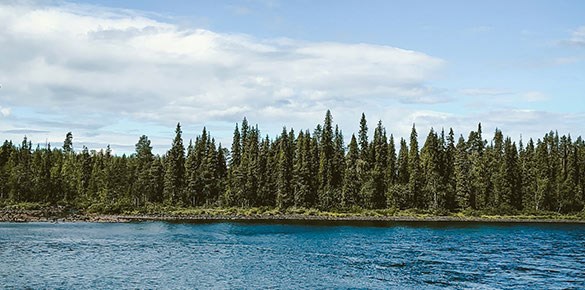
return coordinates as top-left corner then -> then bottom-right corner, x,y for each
1,220 -> 584,289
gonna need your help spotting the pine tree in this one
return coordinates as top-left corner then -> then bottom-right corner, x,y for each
77,146 -> 92,202
364,120 -> 387,209
276,128 -> 293,208
332,125 -> 345,205
63,132 -> 73,153
408,124 -> 423,208
215,143 -> 228,203
226,124 -> 242,206
558,135 -> 580,212
61,133 -> 78,203
134,135 -> 153,206
185,129 -> 206,206
293,131 -> 314,208
490,129 -> 505,209
421,128 -> 444,210
357,113 -> 370,203
163,123 -> 185,205
520,139 -> 537,211
243,126 -> 260,206
503,138 -> 522,211
442,129 -> 456,211
468,123 -> 490,210
203,137 -> 221,205
535,138 -> 552,211
0,141 -> 14,200
454,135 -> 473,209
387,134 -> 397,186
318,110 -> 335,209
342,134 -> 360,208
148,157 -> 165,203
257,136 -> 274,207
390,138 -> 410,209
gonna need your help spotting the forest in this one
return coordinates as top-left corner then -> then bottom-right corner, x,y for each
1,110 -> 584,215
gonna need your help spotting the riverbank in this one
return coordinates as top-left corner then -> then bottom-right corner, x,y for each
1,207 -> 585,223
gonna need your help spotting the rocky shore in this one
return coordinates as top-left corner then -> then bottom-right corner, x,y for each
1,208 -> 584,224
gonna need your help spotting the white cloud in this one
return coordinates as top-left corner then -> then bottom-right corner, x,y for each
459,88 -> 511,96
567,26 -> 585,47
0,2 -> 581,153
460,88 -> 549,105
520,91 -> 548,102
0,106 -> 11,117
0,2 -> 448,151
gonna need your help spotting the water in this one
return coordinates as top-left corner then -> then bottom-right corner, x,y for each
1,220 -> 584,289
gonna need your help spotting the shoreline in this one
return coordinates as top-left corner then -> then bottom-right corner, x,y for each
1,209 -> 585,224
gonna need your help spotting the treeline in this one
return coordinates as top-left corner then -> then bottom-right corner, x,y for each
1,111 -> 584,214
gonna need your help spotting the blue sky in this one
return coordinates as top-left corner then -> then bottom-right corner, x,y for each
0,0 -> 583,153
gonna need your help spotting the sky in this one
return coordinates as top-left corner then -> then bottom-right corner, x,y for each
0,0 -> 584,154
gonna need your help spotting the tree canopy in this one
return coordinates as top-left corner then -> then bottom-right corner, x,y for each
1,112 -> 584,214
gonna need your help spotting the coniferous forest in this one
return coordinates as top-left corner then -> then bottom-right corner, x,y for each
1,110 -> 584,215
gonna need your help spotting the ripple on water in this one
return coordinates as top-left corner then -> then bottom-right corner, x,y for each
0,221 -> 584,289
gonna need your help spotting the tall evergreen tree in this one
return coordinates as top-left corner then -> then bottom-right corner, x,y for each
276,128 -> 293,208
134,135 -> 154,206
454,135 -> 473,209
387,134 -> 397,186
342,134 -> 360,208
389,138 -> 410,209
421,129 -> 444,210
318,110 -> 335,209
363,120 -> 387,209
442,129 -> 456,210
163,123 -> 185,205
357,113 -> 370,202
408,124 -> 423,208
226,124 -> 242,206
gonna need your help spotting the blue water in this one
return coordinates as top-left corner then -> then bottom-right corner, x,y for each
1,221 -> 584,289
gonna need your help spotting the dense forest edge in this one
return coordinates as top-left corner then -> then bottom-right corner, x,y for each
1,110 -> 585,222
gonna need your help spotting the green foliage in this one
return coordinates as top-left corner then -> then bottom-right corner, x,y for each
163,123 -> 185,205
1,111 -> 584,217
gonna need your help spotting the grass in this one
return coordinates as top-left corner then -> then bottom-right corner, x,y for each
118,206 -> 585,221
2,202 -> 49,211
2,201 -> 584,222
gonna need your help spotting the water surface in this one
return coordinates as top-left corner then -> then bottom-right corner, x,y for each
1,220 -> 584,289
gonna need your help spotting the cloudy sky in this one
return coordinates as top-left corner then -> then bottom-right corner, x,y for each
0,0 -> 584,154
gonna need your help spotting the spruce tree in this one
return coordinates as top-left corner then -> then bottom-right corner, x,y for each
520,139 -> 537,211
163,123 -> 185,205
342,134 -> 360,208
227,123 -> 242,206
454,135 -> 473,209
63,132 -> 73,153
318,110 -> 335,209
0,141 -> 13,200
387,134 -> 397,186
421,129 -> 444,210
357,113 -> 370,202
391,138 -> 410,209
332,125 -> 345,204
503,138 -> 522,211
134,135 -> 153,206
276,127 -> 293,208
243,127 -> 260,206
408,124 -> 423,208
366,120 -> 387,209
443,128 -> 456,211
